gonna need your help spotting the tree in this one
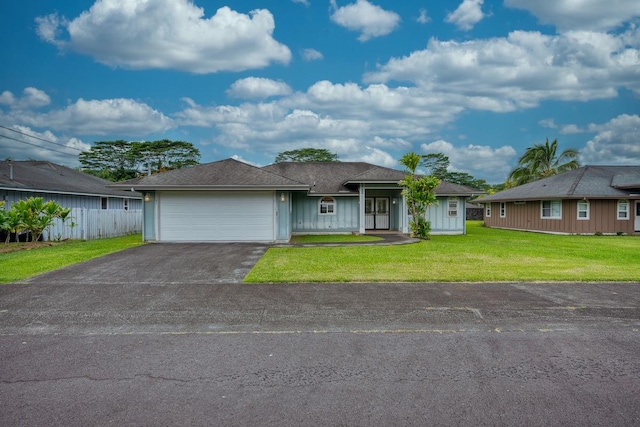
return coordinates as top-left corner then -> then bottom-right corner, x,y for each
399,152 -> 440,239
507,138 -> 580,186
275,148 -> 339,163
79,140 -> 201,181
421,153 -> 450,178
1,198 -> 71,243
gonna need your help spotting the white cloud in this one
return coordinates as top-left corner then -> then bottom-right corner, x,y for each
301,48 -> 324,61
364,29 -> 640,109
0,88 -> 51,110
421,140 -> 517,182
330,0 -> 401,42
416,8 -> 431,24
505,0 -> 640,32
292,0 -> 310,5
559,124 -> 584,134
36,0 -> 291,73
539,118 -> 557,129
1,91 -> 174,136
445,0 -> 486,31
581,114 -> 640,164
0,125 -> 90,166
227,77 -> 293,99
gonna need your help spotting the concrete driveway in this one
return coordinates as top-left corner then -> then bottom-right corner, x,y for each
23,242 -> 268,285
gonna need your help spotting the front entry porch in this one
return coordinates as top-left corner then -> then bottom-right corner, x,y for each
358,186 -> 406,235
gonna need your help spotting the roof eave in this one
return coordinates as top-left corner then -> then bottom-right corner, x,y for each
111,184 -> 310,191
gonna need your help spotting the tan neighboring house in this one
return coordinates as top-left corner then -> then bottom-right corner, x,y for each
478,166 -> 640,235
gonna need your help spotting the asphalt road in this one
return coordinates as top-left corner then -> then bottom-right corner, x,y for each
1,280 -> 639,426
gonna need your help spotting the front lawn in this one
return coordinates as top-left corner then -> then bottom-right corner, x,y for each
0,234 -> 143,284
290,234 -> 383,244
245,222 -> 640,282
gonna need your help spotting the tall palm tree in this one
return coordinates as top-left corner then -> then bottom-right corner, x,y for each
507,138 -> 580,186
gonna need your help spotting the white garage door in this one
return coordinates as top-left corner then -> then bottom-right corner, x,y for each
158,191 -> 275,242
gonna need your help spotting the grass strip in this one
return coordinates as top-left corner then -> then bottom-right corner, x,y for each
0,234 -> 143,284
246,222 -> 640,282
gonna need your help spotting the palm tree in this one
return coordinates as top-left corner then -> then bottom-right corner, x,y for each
507,138 -> 580,186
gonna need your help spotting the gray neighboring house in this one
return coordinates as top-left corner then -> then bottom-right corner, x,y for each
0,160 -> 142,210
112,158 -> 483,243
478,165 -> 640,235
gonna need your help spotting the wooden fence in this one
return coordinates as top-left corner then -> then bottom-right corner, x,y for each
44,208 -> 142,241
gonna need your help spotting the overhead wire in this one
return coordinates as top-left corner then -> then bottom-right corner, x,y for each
0,124 -> 85,158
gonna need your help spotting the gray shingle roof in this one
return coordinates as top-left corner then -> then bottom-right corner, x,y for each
0,160 -> 140,198
112,158 -> 308,189
263,162 -> 403,194
478,165 -> 640,203
109,158 -> 485,196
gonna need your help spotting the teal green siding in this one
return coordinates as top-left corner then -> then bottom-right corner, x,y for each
426,197 -> 466,234
143,192 -> 156,241
291,193 -> 359,232
276,192 -> 291,241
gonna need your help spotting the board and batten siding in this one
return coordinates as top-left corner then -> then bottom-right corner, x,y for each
484,200 -> 638,235
43,208 -> 142,241
291,193 -> 359,233
0,189 -> 142,211
426,197 -> 466,234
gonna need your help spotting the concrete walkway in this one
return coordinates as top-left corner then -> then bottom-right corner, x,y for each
277,233 -> 420,247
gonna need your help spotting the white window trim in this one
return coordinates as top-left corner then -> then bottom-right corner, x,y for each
617,199 -> 629,220
541,200 -> 562,219
577,200 -> 589,220
319,196 -> 336,215
123,199 -> 129,211
485,204 -> 491,217
447,198 -> 459,217
500,202 -> 506,218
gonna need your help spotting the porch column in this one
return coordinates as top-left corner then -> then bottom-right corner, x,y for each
401,193 -> 409,234
359,184 -> 366,234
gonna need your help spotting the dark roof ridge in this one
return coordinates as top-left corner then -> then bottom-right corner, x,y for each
567,165 -> 588,196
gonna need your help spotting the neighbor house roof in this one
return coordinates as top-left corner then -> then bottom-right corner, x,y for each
478,165 -> 640,203
0,160 -> 140,198
111,158 -> 308,191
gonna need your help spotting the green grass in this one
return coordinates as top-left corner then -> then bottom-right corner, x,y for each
245,222 -> 640,282
0,234 -> 143,284
290,234 -> 383,244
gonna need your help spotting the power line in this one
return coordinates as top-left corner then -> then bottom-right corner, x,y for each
0,125 -> 85,153
0,134 -> 78,157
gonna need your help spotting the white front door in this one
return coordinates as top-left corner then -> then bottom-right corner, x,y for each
636,201 -> 640,232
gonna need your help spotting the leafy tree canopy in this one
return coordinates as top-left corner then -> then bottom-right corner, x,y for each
507,138 -> 580,187
275,148 -> 339,163
79,140 -> 200,182
420,153 -> 490,191
399,152 -> 440,240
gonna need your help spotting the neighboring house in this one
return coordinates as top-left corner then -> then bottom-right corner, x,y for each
478,165 -> 640,235
0,160 -> 142,210
111,158 -> 482,243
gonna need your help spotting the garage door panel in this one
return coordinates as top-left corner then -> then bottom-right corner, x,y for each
158,191 -> 274,241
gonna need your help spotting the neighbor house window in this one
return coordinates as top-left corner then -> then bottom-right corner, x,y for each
500,202 -> 506,218
101,197 -> 108,210
618,200 -> 629,220
541,200 -> 562,219
577,200 -> 589,220
319,197 -> 335,215
447,198 -> 459,217
485,204 -> 491,218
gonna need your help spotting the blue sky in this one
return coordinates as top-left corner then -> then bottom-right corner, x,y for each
0,0 -> 638,183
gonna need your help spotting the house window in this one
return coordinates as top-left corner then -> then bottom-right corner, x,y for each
618,200 -> 629,220
124,199 -> 129,211
485,204 -> 491,217
101,197 -> 108,210
447,198 -> 459,217
541,200 -> 562,219
500,202 -> 506,218
319,197 -> 335,215
577,200 -> 589,220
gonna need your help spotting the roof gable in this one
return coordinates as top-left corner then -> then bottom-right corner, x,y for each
0,160 -> 139,198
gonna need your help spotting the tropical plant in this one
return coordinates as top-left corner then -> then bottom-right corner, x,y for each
399,152 -> 440,239
507,138 -> 580,186
2,197 -> 71,242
